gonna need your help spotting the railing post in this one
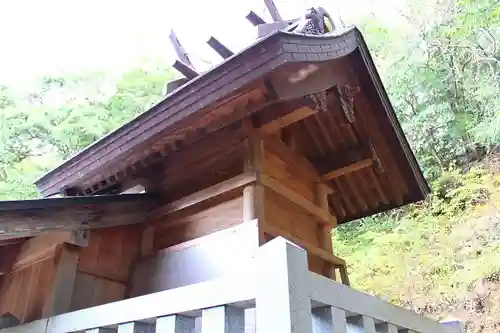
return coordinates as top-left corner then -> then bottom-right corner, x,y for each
117,322 -> 155,333
156,315 -> 195,333
312,307 -> 347,333
201,306 -> 245,333
255,237 -> 313,333
347,316 -> 376,333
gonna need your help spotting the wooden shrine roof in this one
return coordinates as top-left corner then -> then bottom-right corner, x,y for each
32,26 -> 429,223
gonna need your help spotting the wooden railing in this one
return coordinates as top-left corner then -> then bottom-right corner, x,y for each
1,237 -> 462,333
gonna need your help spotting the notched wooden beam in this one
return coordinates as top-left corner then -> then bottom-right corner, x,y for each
246,11 -> 266,26
169,29 -> 199,79
169,29 -> 193,67
172,60 -> 199,80
264,0 -> 283,22
207,37 -> 234,59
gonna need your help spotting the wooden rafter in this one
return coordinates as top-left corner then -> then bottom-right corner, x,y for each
303,118 -> 326,155
328,192 -> 347,219
355,170 -> 379,209
368,168 -> 389,204
333,178 -> 356,216
344,174 -> 368,211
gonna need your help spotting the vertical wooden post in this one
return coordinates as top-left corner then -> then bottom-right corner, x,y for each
243,186 -> 256,222
315,183 -> 336,280
243,121 -> 267,245
256,237 -> 313,333
43,244 -> 79,317
140,225 -> 155,257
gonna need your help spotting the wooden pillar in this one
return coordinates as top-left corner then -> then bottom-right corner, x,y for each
43,244 -> 79,317
243,185 -> 256,222
140,225 -> 155,257
243,120 -> 267,245
315,183 -> 337,280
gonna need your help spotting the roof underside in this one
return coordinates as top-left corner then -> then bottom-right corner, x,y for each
0,194 -> 157,240
29,27 -> 428,225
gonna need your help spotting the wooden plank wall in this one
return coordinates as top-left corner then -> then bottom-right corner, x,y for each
256,136 -> 340,278
0,257 -> 56,323
70,225 -> 141,311
154,194 -> 244,250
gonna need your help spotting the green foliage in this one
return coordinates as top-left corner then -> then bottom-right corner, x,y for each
359,0 -> 500,179
0,65 -> 177,199
333,167 -> 500,319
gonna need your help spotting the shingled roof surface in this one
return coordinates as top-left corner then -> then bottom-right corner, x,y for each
35,27 -> 426,199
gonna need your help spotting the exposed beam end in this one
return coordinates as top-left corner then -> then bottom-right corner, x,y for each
259,106 -> 316,134
246,11 -> 266,26
207,37 -> 234,59
324,158 -> 373,180
172,60 -> 199,80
